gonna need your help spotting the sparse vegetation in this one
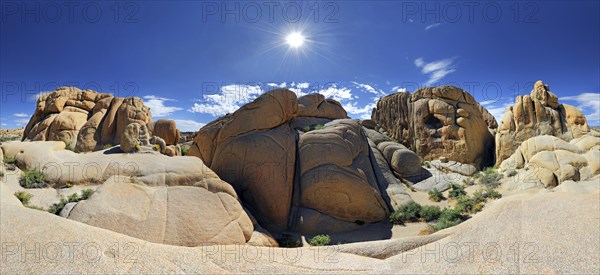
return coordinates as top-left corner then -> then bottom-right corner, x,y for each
278,235 -> 302,248
455,195 -> 484,214
302,126 -> 310,132
153,144 -> 160,151
64,140 -> 75,151
19,170 -> 47,188
48,196 -> 69,215
507,169 -> 518,177
421,160 -> 431,168
180,146 -> 189,156
419,205 -> 442,222
479,167 -> 503,188
390,201 -> 422,224
4,156 -> 16,164
103,144 -> 113,149
462,177 -> 476,186
314,124 -> 325,130
26,205 -> 44,210
0,171 -> 4,178
14,191 -> 33,205
428,188 -> 445,202
309,234 -> 331,246
448,184 -> 466,199
80,189 -> 95,200
432,208 -> 466,231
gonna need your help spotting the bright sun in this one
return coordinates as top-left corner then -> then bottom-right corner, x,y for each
285,32 -> 305,48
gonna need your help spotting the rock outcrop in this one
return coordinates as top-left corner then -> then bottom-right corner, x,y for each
23,87 -> 180,154
371,86 -> 497,168
495,81 -> 590,165
0,141 -> 254,246
190,90 -> 393,234
500,135 -> 599,187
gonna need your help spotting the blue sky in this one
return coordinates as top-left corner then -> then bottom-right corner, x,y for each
1,1 -> 599,131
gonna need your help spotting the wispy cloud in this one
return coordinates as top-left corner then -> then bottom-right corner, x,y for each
189,84 -> 264,116
414,57 -> 456,86
425,23 -> 441,30
15,118 -> 29,127
351,82 -> 386,96
143,95 -> 183,117
562,92 -> 600,126
173,119 -> 206,132
13,113 -> 28,117
481,101 -> 513,123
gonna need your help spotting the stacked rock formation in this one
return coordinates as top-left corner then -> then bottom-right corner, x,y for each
371,86 -> 497,168
22,87 -> 180,155
190,90 -> 419,234
495,81 -> 591,165
500,134 -> 599,187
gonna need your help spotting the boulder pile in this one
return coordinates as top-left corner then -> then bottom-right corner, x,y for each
22,87 -> 181,155
495,80 -> 591,165
189,89 -> 421,234
371,86 -> 497,169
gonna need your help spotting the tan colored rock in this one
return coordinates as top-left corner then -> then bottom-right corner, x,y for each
297,93 -> 347,119
371,86 -> 496,168
120,123 -> 146,153
152,119 -> 180,145
495,81 -> 590,165
47,111 -> 88,149
115,97 -> 152,145
298,119 -> 389,224
69,177 -> 253,246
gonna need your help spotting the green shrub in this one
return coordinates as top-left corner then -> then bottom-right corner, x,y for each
455,196 -> 478,214
421,160 -> 431,168
309,234 -> 331,246
448,184 -> 466,199
48,196 -> 68,215
64,140 -> 75,151
507,169 -> 517,177
462,177 -> 476,186
428,188 -> 445,202
485,188 -> 502,199
14,191 -> 33,205
19,170 -> 47,188
3,156 -> 16,164
67,193 -> 80,203
278,235 -> 302,248
103,144 -> 113,149
0,171 -> 4,178
419,205 -> 442,222
314,124 -> 325,130
390,201 -> 422,224
433,208 -> 465,231
152,144 -> 160,151
479,167 -> 503,188
302,126 -> 310,132
180,146 -> 189,156
80,189 -> 95,200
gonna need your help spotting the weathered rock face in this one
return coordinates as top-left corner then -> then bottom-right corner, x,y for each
500,135 -> 599,187
68,177 -> 253,246
190,89 -> 391,234
23,87 -> 180,154
0,141 -> 255,246
151,119 -> 180,145
371,86 -> 497,168
495,81 -> 590,165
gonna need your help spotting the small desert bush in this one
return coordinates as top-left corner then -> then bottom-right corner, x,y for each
302,126 -> 310,132
428,188 -> 445,202
485,188 -> 502,199
0,171 -> 4,178
390,201 -> 422,224
180,146 -> 189,156
103,143 -> 113,149
48,196 -> 69,214
309,234 -> 331,246
433,208 -> 465,231
421,160 -> 431,168
14,191 -> 33,205
448,184 -> 466,199
80,189 -> 95,200
479,167 -> 503,189
20,170 -> 47,188
26,205 -> 44,210
3,156 -> 16,164
419,205 -> 442,222
462,177 -> 476,186
506,169 -> 518,177
455,196 -> 484,214
278,235 -> 302,248
314,124 -> 325,130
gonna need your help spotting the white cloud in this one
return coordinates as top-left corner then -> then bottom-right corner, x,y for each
425,23 -> 441,30
189,84 -> 264,116
318,85 -> 354,102
484,102 -> 513,124
143,95 -> 183,117
296,82 -> 309,89
173,119 -> 206,132
343,101 -> 377,120
13,113 -> 28,117
562,92 -> 600,125
351,82 -> 385,96
414,57 -> 456,86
